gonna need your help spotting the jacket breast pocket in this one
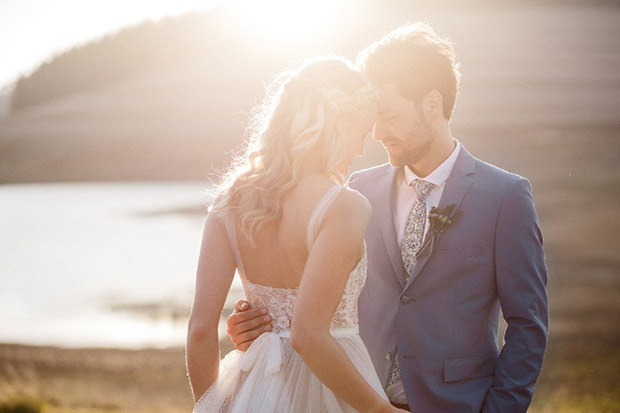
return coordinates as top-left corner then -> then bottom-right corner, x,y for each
443,352 -> 498,382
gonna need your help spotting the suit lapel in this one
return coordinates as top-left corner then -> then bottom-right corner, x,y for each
373,167 -> 407,289
404,147 -> 477,289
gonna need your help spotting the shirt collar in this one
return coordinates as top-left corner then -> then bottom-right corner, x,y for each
404,139 -> 461,187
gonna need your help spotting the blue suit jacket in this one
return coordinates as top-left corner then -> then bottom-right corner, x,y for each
348,146 -> 548,412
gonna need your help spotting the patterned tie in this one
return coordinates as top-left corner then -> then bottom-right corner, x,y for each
387,179 -> 434,388
401,179 -> 435,278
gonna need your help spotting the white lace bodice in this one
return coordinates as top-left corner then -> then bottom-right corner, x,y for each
241,246 -> 367,334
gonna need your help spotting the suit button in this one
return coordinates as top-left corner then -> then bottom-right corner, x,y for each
385,352 -> 392,362
400,295 -> 410,304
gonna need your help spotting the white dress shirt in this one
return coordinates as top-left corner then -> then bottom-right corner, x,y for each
386,139 -> 461,405
394,140 -> 462,248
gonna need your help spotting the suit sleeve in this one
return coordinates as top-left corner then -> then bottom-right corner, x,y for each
482,177 -> 549,412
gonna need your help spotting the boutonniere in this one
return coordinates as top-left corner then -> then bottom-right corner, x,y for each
416,204 -> 463,259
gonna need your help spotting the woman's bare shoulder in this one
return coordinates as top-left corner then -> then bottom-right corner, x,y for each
325,186 -> 371,231
342,186 -> 371,212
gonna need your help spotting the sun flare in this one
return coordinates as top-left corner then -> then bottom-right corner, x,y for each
231,0 -> 348,44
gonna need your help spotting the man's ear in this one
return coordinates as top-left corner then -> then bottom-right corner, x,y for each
423,90 -> 443,120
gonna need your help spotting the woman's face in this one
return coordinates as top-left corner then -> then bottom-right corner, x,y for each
338,114 -> 376,174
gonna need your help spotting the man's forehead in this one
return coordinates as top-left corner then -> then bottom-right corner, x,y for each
376,82 -> 405,113
376,82 -> 399,96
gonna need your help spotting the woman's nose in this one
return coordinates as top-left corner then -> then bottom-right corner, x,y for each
372,121 -> 385,141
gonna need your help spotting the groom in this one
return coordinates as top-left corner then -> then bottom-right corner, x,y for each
227,23 -> 548,412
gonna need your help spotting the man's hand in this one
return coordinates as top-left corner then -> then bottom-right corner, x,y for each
226,299 -> 272,351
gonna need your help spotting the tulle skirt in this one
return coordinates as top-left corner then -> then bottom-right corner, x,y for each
194,329 -> 387,412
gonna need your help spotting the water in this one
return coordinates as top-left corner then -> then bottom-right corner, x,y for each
0,182 -> 242,349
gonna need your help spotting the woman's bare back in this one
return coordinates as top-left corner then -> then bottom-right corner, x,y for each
234,175 -> 340,289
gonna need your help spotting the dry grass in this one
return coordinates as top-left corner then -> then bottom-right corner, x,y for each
0,344 -> 193,412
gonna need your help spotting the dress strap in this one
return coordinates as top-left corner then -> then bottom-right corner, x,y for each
306,185 -> 344,249
220,210 -> 247,277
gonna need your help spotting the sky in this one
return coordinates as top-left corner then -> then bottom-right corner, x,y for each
0,0 -> 220,89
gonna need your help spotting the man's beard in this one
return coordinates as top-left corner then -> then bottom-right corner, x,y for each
388,124 -> 433,168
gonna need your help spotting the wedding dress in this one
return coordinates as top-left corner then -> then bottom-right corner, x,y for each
194,185 -> 387,412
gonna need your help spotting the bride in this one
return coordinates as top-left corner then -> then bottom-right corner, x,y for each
186,56 -> 406,413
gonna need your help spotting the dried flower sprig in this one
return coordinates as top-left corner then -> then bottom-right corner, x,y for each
416,203 -> 463,258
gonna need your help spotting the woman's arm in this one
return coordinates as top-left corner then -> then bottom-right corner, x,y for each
186,212 -> 237,402
291,190 -> 397,413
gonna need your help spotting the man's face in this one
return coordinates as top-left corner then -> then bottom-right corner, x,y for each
373,83 -> 433,168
